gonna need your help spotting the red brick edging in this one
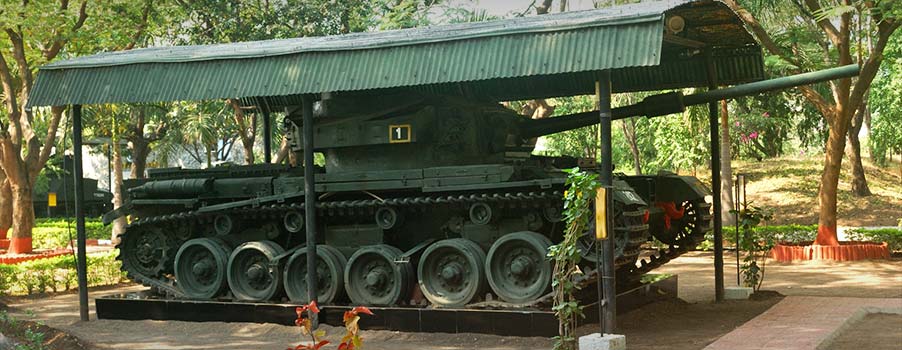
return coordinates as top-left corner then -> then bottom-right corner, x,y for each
0,248 -> 74,265
771,241 -> 890,261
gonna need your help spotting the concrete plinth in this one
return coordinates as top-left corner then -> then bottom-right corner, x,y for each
579,333 -> 625,350
724,286 -> 753,300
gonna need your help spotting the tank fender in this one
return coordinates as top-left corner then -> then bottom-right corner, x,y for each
654,175 -> 711,203
612,180 -> 647,207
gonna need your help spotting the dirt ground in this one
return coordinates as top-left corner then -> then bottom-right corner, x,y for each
824,313 -> 902,350
2,252 -> 899,350
655,251 -> 902,303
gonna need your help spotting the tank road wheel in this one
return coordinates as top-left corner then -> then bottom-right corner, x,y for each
417,239 -> 486,307
485,231 -> 552,303
344,245 -> 412,306
227,241 -> 285,301
175,238 -> 231,299
654,200 -> 708,246
119,227 -> 173,278
284,245 -> 348,304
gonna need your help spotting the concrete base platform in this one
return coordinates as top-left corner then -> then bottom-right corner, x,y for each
704,296 -> 902,350
724,286 -> 753,300
97,274 -> 678,337
579,333 -> 625,350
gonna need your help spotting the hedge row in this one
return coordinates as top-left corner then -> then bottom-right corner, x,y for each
696,224 -> 818,250
0,250 -> 125,296
697,225 -> 902,252
846,228 -> 902,252
30,218 -> 111,250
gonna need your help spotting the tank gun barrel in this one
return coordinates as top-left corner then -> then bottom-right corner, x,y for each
519,64 -> 860,139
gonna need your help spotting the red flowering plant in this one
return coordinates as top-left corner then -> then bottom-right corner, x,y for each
288,301 -> 374,350
290,301 -> 329,350
338,307 -> 374,350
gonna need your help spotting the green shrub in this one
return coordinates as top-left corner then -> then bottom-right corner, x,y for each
0,250 -> 125,296
697,224 -> 818,250
846,228 -> 902,252
28,218 -> 111,249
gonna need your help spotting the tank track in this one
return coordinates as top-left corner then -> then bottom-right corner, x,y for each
116,189 -> 656,304
629,202 -> 713,276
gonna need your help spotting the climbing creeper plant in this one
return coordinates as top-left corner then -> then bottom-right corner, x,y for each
548,168 -> 599,350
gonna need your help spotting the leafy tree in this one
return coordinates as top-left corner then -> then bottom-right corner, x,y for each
722,0 -> 899,245
0,0 -> 154,253
868,30 -> 902,173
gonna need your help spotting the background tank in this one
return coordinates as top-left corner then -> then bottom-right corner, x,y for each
34,156 -> 112,218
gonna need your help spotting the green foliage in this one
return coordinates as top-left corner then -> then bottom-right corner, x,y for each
729,205 -> 774,291
0,311 -> 49,350
539,96 -> 599,160
869,32 -> 902,167
0,250 -> 124,296
698,224 -> 818,251
29,218 -> 110,250
536,93 -> 712,175
548,168 -> 598,350
730,93 -> 792,159
846,228 -> 902,252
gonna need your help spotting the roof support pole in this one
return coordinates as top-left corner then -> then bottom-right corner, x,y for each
706,52 -> 725,303
262,101 -> 272,164
72,104 -> 89,321
596,71 -> 616,334
301,95 -> 318,326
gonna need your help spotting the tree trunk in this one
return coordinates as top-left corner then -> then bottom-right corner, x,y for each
130,139 -> 149,179
9,184 -> 35,254
0,176 -> 11,240
720,100 -> 735,226
228,99 -> 256,165
847,104 -> 871,197
111,136 -> 126,244
274,136 -> 290,164
206,145 -> 213,168
621,119 -> 641,175
816,116 -> 847,246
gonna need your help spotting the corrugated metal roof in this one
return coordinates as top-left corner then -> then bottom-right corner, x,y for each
28,0 -> 761,107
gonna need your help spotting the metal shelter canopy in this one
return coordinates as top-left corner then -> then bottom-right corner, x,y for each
27,0 -> 761,108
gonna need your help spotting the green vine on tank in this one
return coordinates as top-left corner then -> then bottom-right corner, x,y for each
548,167 -> 599,350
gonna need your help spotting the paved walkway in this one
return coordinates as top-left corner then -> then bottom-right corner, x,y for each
704,296 -> 902,350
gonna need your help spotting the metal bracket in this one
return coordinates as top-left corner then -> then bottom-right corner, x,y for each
269,244 -> 306,267
395,239 -> 435,264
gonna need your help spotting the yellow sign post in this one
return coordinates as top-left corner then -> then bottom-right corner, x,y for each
594,187 -> 608,240
48,192 -> 58,207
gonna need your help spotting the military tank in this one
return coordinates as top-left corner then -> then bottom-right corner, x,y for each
106,64 -> 858,308
35,156 -> 113,218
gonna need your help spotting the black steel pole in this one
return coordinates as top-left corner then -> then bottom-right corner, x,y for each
597,71 -> 616,334
301,95 -> 318,325
72,105 -> 89,322
262,99 -> 272,164
706,53 -> 725,302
